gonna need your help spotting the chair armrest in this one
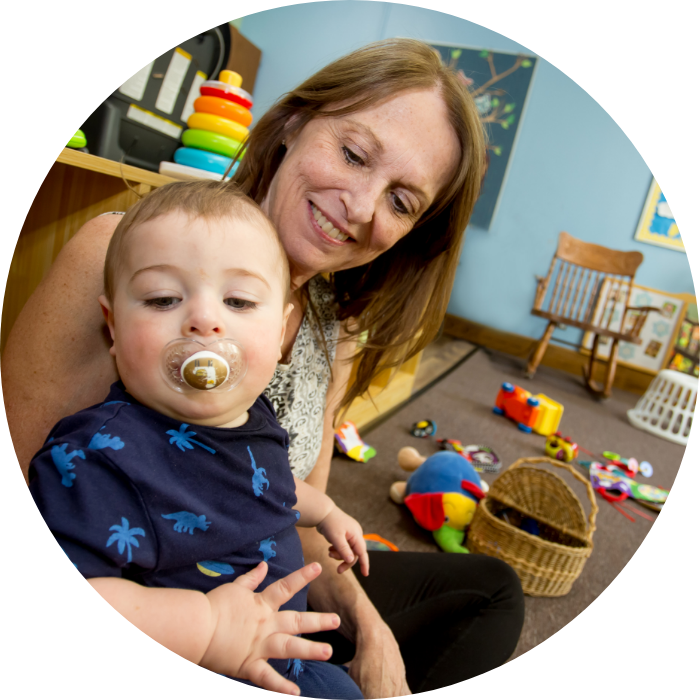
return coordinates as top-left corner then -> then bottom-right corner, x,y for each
626,306 -> 663,313
622,306 -> 663,338
532,275 -> 548,309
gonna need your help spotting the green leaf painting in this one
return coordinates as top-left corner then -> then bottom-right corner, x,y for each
433,43 -> 537,229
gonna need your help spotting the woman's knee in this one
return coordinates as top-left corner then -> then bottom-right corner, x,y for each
472,554 -> 524,600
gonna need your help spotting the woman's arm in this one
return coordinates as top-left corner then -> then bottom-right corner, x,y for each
3,215 -> 121,482
300,331 -> 411,698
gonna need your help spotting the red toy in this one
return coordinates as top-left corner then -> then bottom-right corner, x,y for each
493,382 -> 541,432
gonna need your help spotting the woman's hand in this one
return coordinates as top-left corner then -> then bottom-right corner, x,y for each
347,620 -> 412,698
316,506 -> 370,576
201,562 -> 340,695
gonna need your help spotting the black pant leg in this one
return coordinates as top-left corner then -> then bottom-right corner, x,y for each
306,551 -> 524,693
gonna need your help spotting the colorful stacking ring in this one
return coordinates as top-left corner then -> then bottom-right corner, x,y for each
187,112 -> 249,143
200,80 -> 253,109
68,129 -> 87,149
173,147 -> 240,175
181,129 -> 243,158
194,96 -> 253,127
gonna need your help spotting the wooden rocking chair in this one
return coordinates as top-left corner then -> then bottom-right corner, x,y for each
527,232 -> 657,398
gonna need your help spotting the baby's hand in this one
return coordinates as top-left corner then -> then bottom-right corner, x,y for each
316,506 -> 370,576
201,561 -> 340,695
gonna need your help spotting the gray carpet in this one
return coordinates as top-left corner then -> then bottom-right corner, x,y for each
326,348 -> 686,660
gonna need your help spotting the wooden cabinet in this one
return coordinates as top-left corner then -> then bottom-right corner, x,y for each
2,150 -> 421,426
1,149 -> 175,354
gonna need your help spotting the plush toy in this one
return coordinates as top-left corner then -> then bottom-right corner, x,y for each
390,447 -> 488,553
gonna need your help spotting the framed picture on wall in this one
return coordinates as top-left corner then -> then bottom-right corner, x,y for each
633,178 -> 684,252
581,284 -> 694,374
429,43 -> 537,231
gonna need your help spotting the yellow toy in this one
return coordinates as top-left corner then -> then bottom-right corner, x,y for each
545,432 -> 579,462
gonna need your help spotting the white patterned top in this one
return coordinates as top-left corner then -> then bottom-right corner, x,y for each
264,275 -> 340,481
99,213 -> 339,480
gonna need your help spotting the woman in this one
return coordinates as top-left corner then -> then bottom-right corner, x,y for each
4,39 -> 524,696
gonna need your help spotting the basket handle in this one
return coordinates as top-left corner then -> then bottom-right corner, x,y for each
506,456 -> 598,539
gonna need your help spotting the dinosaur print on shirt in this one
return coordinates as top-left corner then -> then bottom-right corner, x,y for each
248,446 -> 270,496
161,511 -> 211,534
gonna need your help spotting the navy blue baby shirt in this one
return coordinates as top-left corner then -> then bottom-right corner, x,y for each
29,382 -> 306,673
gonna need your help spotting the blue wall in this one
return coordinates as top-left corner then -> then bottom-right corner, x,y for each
240,2 -> 695,339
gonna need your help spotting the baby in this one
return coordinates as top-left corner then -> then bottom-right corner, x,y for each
29,180 -> 368,699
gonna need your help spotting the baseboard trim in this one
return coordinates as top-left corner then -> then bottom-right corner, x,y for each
443,314 -> 653,395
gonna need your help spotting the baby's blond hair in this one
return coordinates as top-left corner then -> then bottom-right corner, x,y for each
104,180 -> 290,303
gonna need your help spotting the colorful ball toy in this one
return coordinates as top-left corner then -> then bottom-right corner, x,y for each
163,69 -> 253,181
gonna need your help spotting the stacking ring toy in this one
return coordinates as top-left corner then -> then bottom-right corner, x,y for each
194,96 -> 253,127
181,129 -> 243,158
187,112 -> 249,143
68,129 -> 87,149
200,81 -> 253,109
173,147 -> 239,175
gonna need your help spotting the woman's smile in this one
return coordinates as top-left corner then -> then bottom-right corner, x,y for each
309,201 -> 353,244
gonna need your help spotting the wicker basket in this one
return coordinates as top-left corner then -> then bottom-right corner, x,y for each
467,457 -> 598,597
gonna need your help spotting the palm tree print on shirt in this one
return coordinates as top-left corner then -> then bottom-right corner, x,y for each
287,658 -> 304,679
166,424 -> 216,454
106,517 -> 145,563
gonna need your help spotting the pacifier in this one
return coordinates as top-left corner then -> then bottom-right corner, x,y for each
160,338 -> 247,393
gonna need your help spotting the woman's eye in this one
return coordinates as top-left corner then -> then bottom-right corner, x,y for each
225,298 -> 257,311
391,193 -> 410,215
144,297 -> 179,309
342,146 -> 365,166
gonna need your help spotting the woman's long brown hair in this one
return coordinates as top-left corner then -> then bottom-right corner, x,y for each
232,38 -> 486,413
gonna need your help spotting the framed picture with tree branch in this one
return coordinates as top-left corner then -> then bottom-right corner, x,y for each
430,43 -> 537,231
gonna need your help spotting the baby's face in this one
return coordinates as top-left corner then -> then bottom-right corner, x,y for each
101,209 -> 292,427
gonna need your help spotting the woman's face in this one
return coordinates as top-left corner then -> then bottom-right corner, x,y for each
262,88 -> 461,283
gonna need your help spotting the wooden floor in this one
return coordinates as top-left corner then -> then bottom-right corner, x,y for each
413,334 -> 475,393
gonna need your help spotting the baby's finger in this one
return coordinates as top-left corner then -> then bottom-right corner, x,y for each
328,547 -> 344,561
332,537 -> 356,565
264,632 -> 334,664
246,658 -> 300,696
275,609 -> 341,637
336,556 -> 357,575
349,537 -> 370,577
358,549 -> 370,577
233,561 -> 268,591
261,562 -> 322,610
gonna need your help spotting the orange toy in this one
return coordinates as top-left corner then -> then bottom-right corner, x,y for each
493,382 -> 541,433
194,95 -> 253,127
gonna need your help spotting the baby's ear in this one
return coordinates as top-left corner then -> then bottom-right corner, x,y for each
98,295 -> 117,356
279,303 -> 294,360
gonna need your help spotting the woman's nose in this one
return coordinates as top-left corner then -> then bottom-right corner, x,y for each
182,298 -> 225,338
340,176 -> 383,225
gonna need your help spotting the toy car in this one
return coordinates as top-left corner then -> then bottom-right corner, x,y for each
545,432 -> 579,462
411,419 -> 437,438
493,382 -> 563,435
